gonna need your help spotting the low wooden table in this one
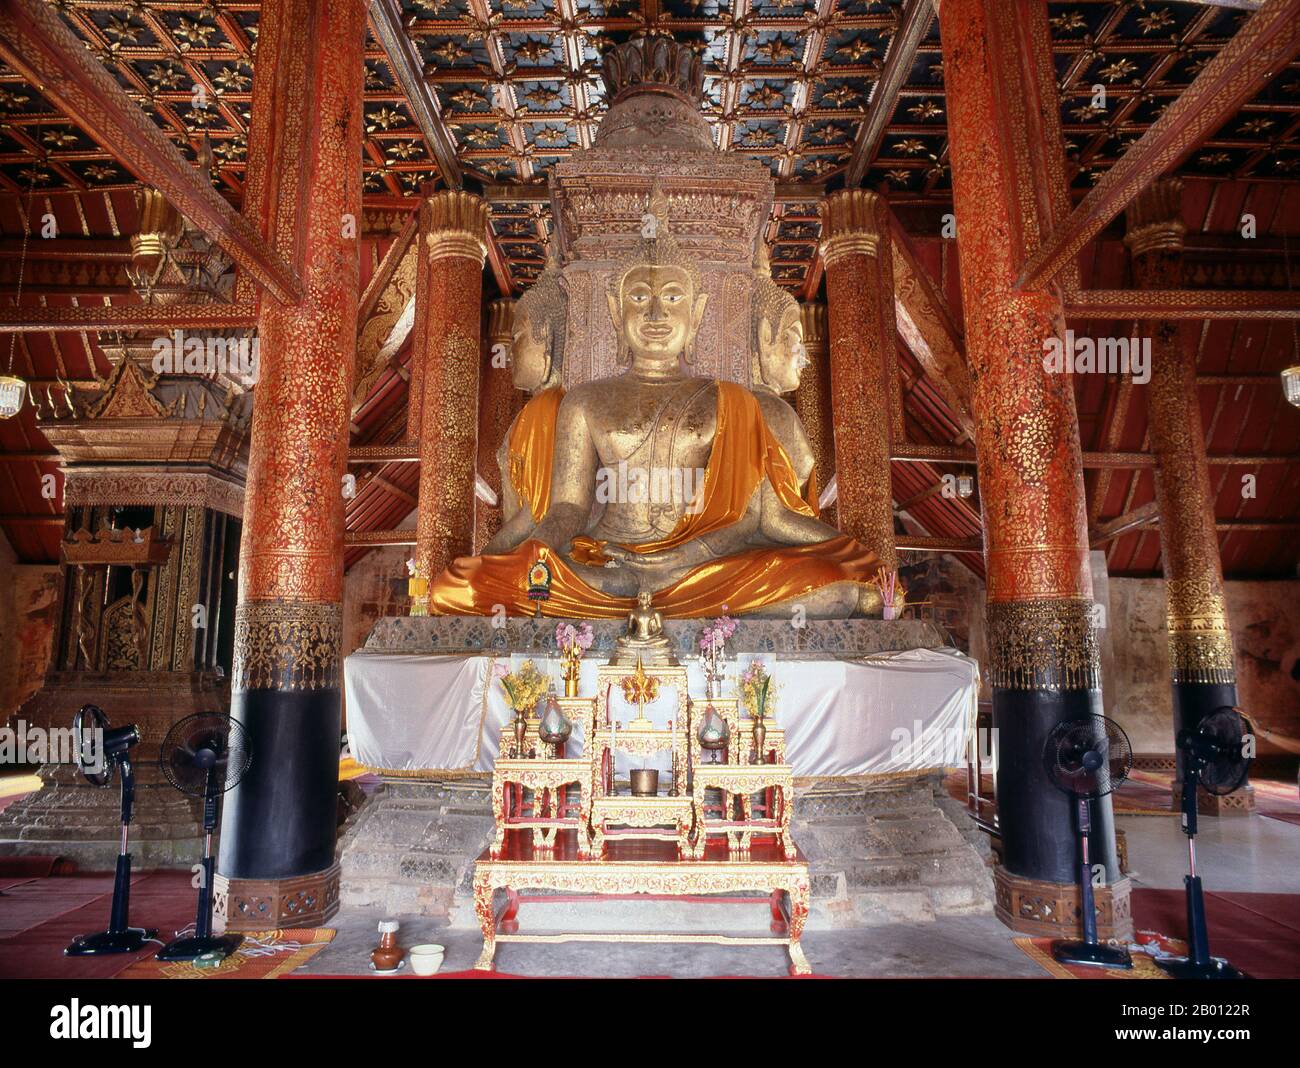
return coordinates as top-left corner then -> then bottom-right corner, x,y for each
472,833 -> 813,976
691,763 -> 797,860
589,793 -> 694,858
491,757 -> 591,859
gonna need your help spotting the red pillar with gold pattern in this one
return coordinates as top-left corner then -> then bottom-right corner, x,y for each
215,0 -> 366,930
794,302 -> 837,525
413,192 -> 489,597
1125,178 -> 1252,816
939,0 -> 1130,938
818,190 -> 897,570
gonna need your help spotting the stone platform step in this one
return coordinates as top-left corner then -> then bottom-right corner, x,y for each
338,777 -> 496,920
791,773 -> 994,926
341,771 -> 995,931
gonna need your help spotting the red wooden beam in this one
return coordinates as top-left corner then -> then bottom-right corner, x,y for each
1064,288 -> 1300,320
0,0 -> 302,304
0,303 -> 258,333
1016,0 -> 1300,291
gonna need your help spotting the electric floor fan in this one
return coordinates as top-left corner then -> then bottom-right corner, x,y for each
1155,706 -> 1252,980
155,712 -> 252,962
1042,713 -> 1134,970
65,704 -> 157,956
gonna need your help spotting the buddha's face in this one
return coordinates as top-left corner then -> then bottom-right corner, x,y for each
510,305 -> 550,392
609,264 -> 707,367
758,306 -> 806,394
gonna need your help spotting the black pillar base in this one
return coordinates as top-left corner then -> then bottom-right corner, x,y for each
991,686 -> 1131,940
993,686 -> 1121,885
217,686 -> 342,882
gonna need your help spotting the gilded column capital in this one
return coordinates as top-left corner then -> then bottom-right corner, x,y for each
799,302 -> 827,351
1124,178 -> 1186,260
819,189 -> 884,265
487,298 -> 514,345
425,190 -> 489,265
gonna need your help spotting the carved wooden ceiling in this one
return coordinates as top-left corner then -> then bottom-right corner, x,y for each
1,1 -> 1294,294
1,1 -> 1298,580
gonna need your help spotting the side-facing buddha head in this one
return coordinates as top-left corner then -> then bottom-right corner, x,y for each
510,251 -> 567,393
750,248 -> 806,395
607,184 -> 708,371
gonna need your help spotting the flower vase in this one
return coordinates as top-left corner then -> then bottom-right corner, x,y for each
562,652 -> 580,697
752,712 -> 767,765
512,709 -> 528,757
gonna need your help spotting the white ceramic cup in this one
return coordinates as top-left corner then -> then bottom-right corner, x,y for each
408,944 -> 445,977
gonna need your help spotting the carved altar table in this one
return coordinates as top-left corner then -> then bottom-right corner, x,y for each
491,757 -> 592,858
472,832 -> 813,976
691,763 -> 796,860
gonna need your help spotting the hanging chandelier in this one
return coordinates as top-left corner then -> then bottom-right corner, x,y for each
1284,322 -> 1300,409
1283,364 -> 1300,409
1,168 -> 37,420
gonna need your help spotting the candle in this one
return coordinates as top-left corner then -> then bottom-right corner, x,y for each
669,717 -> 677,794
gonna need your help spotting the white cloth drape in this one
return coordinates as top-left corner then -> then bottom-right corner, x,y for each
344,647 -> 979,779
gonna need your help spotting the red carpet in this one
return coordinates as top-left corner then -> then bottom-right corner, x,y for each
0,870 -> 194,979
945,768 -> 1300,822
3,871 -> 1297,979
0,855 -> 75,877
1131,887 -> 1300,979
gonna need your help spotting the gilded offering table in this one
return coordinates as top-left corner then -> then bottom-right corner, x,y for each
588,794 -> 695,858
691,763 -> 797,860
472,833 -> 812,976
490,757 -> 592,859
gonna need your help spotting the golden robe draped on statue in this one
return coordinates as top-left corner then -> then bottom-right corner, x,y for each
507,386 -> 565,522
429,382 -> 879,618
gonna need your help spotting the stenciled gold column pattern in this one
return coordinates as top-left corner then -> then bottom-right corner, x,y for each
794,303 -> 836,524
940,0 -> 1097,691
1126,179 -> 1235,686
235,0 -> 364,688
474,298 -> 523,553
414,191 -> 489,588
819,190 -> 897,570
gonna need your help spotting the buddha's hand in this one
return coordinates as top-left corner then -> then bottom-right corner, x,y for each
605,543 -> 702,577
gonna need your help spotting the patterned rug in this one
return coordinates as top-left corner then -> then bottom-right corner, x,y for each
1014,929 -> 1187,980
118,928 -> 336,980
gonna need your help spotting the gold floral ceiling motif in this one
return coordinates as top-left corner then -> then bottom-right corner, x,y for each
0,1 -> 1293,295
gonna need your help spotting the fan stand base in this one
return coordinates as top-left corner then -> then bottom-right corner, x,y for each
1154,956 -> 1247,980
155,933 -> 244,962
1051,940 -> 1134,970
65,928 -> 157,956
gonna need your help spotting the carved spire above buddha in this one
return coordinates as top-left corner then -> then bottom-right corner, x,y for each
594,37 -> 715,152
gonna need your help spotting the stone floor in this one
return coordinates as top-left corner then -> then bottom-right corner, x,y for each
301,805 -> 1300,979
1116,810 -> 1300,894
295,906 -> 1047,978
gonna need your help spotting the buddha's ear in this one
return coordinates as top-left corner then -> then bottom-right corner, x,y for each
758,317 -> 775,355
691,291 -> 709,334
606,290 -> 621,330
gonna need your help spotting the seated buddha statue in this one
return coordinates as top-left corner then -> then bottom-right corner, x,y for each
483,252 -> 567,554
748,248 -> 818,510
427,191 -> 884,619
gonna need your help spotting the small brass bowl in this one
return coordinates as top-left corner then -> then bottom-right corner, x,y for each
629,769 -> 659,797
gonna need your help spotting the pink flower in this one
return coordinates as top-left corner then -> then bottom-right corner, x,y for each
493,661 -> 509,678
